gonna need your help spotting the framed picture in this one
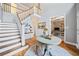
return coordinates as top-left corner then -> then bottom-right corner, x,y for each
38,22 -> 46,29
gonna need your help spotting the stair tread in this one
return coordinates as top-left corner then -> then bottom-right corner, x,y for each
0,32 -> 20,37
3,45 -> 29,56
0,23 -> 16,25
0,28 -> 18,30
0,23 -> 22,56
0,43 -> 21,53
0,39 -> 21,47
0,24 -> 16,25
0,25 -> 17,28
0,35 -> 20,42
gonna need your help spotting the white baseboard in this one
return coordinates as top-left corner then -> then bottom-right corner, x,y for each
64,40 -> 76,46
64,40 -> 79,49
76,44 -> 79,49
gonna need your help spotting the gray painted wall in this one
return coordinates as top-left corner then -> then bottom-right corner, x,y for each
64,4 -> 77,45
76,3 -> 79,48
40,3 -> 74,18
77,16 -> 79,48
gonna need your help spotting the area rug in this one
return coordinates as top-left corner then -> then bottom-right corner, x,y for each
47,45 -> 71,56
24,45 -> 71,56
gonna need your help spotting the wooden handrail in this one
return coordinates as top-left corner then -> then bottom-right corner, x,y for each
18,6 -> 41,14
16,13 -> 22,24
17,9 -> 34,22
18,6 -> 33,14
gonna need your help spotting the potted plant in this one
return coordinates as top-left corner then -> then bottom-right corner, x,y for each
43,27 -> 48,37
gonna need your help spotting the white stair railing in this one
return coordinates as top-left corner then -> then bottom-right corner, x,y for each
1,3 -> 41,47
15,14 -> 25,46
16,6 -> 41,46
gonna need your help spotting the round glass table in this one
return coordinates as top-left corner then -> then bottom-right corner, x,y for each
36,35 -> 62,56
36,36 -> 61,45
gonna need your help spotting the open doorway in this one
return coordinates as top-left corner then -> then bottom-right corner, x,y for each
51,16 -> 64,39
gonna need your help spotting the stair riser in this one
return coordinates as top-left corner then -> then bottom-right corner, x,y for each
0,39 -> 21,47
0,36 -> 20,42
0,41 -> 20,48
0,34 -> 20,38
0,45 -> 21,56
0,23 -> 16,25
0,43 -> 21,53
0,23 -> 22,56
0,26 -> 17,28
0,31 -> 19,34
0,24 -> 17,26
0,28 -> 18,30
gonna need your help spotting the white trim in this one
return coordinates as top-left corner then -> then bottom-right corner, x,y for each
3,45 -> 29,56
76,44 -> 79,49
65,41 -> 79,49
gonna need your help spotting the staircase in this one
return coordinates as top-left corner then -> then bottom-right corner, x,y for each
0,3 -> 41,56
0,23 -> 29,56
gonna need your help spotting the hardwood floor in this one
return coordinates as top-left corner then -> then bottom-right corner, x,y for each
26,36 -> 79,56
60,41 -> 79,56
15,47 -> 29,56
25,36 -> 37,46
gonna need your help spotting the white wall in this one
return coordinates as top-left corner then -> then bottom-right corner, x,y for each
64,4 -> 77,45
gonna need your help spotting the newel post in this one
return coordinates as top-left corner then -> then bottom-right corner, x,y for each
21,24 -> 25,46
